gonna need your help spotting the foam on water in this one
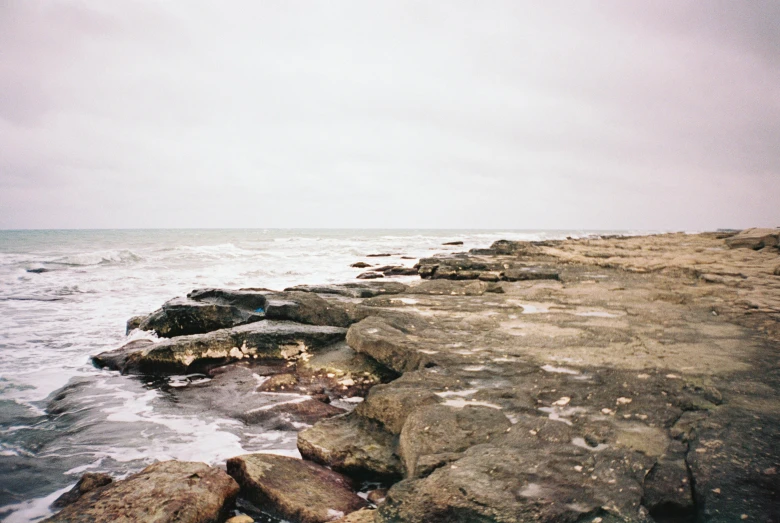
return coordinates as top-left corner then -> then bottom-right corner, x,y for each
0,228 -> 624,519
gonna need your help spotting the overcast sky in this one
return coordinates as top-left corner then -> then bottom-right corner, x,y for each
1,1 -> 778,230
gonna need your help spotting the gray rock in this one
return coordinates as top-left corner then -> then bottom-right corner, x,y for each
51,472 -> 113,509
264,291 -> 356,328
398,405 -> 511,478
93,321 -> 346,375
138,296 -> 265,338
501,267 -> 559,281
298,413 -> 402,480
357,272 -> 384,279
355,383 -> 441,435
286,282 -> 407,299
43,461 -> 238,523
226,453 -> 367,523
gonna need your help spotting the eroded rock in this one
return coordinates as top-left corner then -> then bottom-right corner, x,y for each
298,413 -> 402,480
43,461 -> 238,523
93,321 -> 346,375
226,453 -> 367,523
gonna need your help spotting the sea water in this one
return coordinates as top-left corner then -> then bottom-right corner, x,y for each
0,228 -> 629,522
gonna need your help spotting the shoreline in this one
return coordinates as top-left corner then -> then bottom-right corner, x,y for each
42,229 -> 780,522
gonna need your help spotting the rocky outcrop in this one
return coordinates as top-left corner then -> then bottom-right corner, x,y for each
415,254 -> 559,282
43,461 -> 238,523
724,227 -> 780,250
93,321 -> 346,374
226,454 -> 367,523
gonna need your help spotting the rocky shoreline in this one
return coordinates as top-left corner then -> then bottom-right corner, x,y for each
44,229 -> 779,522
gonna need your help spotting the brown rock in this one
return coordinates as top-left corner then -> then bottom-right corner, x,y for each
51,472 -> 113,508
226,454 -> 367,523
351,262 -> 372,268
43,461 -> 238,523
298,413 -> 402,480
333,508 -> 377,523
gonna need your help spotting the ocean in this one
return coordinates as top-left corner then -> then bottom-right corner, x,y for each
0,228 -> 630,522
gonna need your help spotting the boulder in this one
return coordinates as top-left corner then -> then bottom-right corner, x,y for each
93,321 -> 346,375
188,288 -> 269,310
381,267 -> 418,276
398,405 -> 511,478
724,228 -> 780,250
126,315 -> 145,334
138,297 -> 265,338
51,472 -> 113,508
442,241 -> 464,246
264,291 -> 356,328
357,272 -> 384,280
226,454 -> 367,523
298,413 -> 402,480
355,384 -> 441,435
350,262 -> 372,268
43,461 -> 238,523
346,315 -> 435,374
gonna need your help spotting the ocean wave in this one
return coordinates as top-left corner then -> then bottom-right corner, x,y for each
48,250 -> 143,267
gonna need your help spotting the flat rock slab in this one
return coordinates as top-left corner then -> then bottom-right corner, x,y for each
93,321 -> 346,375
227,453 -> 367,523
286,282 -> 408,299
43,461 -> 239,523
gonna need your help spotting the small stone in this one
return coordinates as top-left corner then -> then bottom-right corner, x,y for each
712,488 -> 721,494
616,397 -> 632,405
552,397 -> 571,406
226,516 -> 254,523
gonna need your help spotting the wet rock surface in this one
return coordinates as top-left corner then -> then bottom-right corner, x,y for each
43,461 -> 239,523
93,321 -> 347,374
51,472 -> 113,509
227,453 -> 367,523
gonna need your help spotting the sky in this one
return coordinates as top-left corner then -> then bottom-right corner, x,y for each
1,0 -> 778,230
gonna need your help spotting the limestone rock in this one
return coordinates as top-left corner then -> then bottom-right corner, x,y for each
298,413 -> 402,480
357,272 -> 384,279
355,383 -> 441,434
264,291 -> 355,328
125,315 -> 145,334
332,508 -> 376,523
138,297 -> 264,338
286,282 -> 407,299
51,472 -> 113,509
398,405 -> 512,478
43,461 -> 238,523
724,228 -> 780,250
378,445 -> 646,523
407,279 -> 490,296
226,454 -> 367,523
93,321 -> 346,375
